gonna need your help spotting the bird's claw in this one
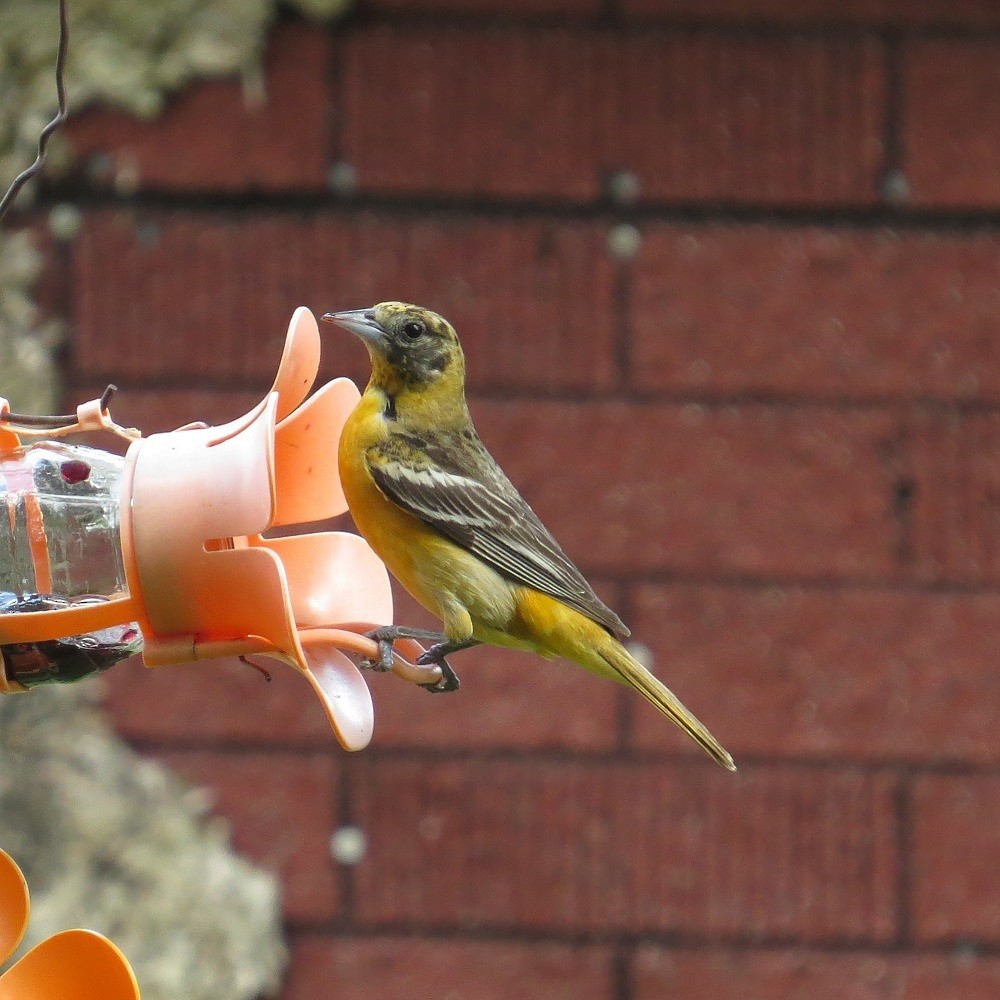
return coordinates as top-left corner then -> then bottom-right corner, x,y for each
363,626 -> 400,673
416,643 -> 461,693
362,626 -> 460,690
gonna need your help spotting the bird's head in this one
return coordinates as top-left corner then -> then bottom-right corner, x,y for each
322,302 -> 466,405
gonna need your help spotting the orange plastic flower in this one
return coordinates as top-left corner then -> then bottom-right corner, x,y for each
0,848 -> 140,1000
0,308 -> 442,749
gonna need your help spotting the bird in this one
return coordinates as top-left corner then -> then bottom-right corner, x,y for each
322,302 -> 736,771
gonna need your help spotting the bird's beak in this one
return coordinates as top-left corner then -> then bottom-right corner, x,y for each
321,309 -> 388,348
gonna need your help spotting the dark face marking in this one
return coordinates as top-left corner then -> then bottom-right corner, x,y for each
380,312 -> 454,386
426,350 -> 451,374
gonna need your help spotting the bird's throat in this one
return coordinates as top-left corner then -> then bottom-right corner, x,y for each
365,371 -> 471,433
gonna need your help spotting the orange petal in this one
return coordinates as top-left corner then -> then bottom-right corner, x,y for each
270,306 -> 321,423
0,929 -> 140,1000
0,850 -> 28,966
272,377 -> 361,525
265,532 -> 392,627
301,643 -> 374,751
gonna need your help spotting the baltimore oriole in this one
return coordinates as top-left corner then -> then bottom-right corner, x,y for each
323,302 -> 735,771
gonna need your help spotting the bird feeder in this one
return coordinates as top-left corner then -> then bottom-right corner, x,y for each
0,307 -> 441,751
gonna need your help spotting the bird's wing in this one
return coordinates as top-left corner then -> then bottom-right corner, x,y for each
366,435 -> 630,641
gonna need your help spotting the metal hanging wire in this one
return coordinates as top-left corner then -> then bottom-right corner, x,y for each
0,0 -> 120,430
0,0 -> 69,221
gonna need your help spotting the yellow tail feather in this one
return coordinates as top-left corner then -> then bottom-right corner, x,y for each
595,635 -> 736,772
506,586 -> 735,770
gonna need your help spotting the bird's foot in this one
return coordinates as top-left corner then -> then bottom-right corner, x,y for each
416,643 -> 462,693
362,627 -> 396,672
363,625 -> 449,673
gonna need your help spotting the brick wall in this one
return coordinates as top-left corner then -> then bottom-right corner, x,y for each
39,1 -> 1000,996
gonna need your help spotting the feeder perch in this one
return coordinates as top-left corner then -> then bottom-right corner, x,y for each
0,307 -> 441,751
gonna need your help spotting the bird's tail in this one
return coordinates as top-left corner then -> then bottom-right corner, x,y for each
594,633 -> 736,771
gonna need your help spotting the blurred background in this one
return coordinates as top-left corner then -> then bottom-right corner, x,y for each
7,0 -> 1000,996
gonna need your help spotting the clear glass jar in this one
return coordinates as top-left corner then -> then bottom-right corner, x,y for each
1,441 -> 129,598
0,441 -> 143,686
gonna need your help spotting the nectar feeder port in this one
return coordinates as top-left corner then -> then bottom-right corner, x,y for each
0,307 -> 441,751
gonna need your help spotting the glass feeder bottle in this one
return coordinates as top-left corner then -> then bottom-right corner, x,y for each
0,440 -> 143,687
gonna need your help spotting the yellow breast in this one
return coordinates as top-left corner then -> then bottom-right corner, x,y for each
338,392 -> 429,599
338,390 -> 522,643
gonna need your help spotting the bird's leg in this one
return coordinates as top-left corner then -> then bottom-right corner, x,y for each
364,625 -> 449,672
416,638 -> 481,694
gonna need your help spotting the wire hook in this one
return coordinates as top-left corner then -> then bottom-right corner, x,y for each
0,0 -> 69,224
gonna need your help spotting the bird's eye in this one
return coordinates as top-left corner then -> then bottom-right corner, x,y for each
401,320 -> 426,339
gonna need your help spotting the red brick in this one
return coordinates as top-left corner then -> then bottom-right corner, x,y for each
353,759 -> 899,940
65,22 -> 331,193
634,947 -> 1000,1000
631,226 -> 1000,402
282,935 -> 613,1000
71,210 -> 617,393
630,585 -> 1000,764
623,0 -> 1000,27
912,775 -> 1000,943
904,41 -> 1000,208
908,412 -> 1000,585
471,401 -> 901,580
154,750 -> 341,922
342,28 -> 884,205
